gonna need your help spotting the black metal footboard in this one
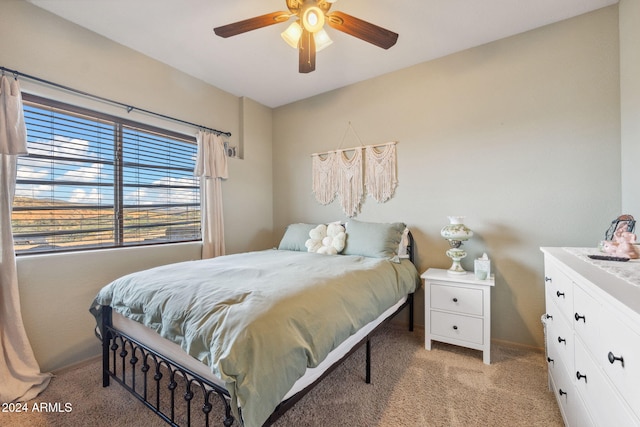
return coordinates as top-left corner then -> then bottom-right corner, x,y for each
100,305 -> 235,427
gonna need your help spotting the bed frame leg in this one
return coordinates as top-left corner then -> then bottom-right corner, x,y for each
365,338 -> 371,384
409,293 -> 414,332
101,305 -> 112,387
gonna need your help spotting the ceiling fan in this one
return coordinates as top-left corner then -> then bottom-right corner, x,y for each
213,0 -> 398,73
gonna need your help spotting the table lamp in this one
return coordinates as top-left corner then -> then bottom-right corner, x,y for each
440,216 -> 473,274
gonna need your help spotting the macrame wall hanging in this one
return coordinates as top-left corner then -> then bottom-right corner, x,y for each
335,147 -> 364,217
365,142 -> 397,203
311,151 -> 337,205
311,123 -> 398,217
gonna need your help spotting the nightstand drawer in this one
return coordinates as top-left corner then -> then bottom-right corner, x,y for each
431,283 -> 483,316
431,311 -> 483,344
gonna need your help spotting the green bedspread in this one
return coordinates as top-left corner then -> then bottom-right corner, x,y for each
91,249 -> 419,427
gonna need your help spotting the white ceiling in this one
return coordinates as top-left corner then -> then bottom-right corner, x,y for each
29,0 -> 618,108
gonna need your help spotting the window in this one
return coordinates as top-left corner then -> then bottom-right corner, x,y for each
12,94 -> 201,254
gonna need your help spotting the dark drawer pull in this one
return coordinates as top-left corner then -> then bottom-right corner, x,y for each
574,312 -> 586,323
545,276 -> 552,283
576,371 -> 587,382
453,325 -> 458,330
558,389 -> 567,396
556,291 -> 565,298
557,336 -> 566,344
547,356 -> 554,364
545,313 -> 553,320
453,298 -> 458,303
608,351 -> 624,367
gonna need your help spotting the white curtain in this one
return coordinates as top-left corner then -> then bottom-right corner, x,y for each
0,75 -> 51,403
194,130 -> 228,259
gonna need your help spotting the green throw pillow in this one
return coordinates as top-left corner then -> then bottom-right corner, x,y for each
278,223 -> 317,251
343,219 -> 406,259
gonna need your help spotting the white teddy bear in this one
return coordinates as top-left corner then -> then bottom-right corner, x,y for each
305,224 -> 327,253
305,223 -> 346,255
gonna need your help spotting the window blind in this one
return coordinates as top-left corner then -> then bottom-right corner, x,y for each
12,94 -> 200,254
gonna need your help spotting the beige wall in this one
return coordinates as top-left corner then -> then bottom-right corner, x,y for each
0,1 -> 625,371
1,1 -> 273,371
273,6 -> 621,348
620,0 -> 640,216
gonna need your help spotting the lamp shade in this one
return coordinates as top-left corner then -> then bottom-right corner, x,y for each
282,22 -> 332,52
314,28 -> 333,52
281,21 -> 302,49
441,216 -> 473,241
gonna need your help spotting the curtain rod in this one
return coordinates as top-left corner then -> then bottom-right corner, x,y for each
1,66 -> 231,138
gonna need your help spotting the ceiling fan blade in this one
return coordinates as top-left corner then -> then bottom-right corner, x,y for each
299,29 -> 316,73
214,11 -> 291,38
326,11 -> 398,49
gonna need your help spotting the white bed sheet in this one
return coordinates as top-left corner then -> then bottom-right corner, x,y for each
111,295 -> 407,401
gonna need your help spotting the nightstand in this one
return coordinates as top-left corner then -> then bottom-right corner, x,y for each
421,268 -> 494,364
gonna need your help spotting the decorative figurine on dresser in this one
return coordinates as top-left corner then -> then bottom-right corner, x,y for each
541,214 -> 640,427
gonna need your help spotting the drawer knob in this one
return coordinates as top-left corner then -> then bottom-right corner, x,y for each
545,313 -> 553,320
557,336 -> 566,344
574,312 -> 586,323
547,356 -> 554,364
452,298 -> 458,303
545,276 -> 552,283
576,371 -> 587,382
556,290 -> 565,298
453,325 -> 458,330
608,351 -> 625,367
558,388 -> 567,396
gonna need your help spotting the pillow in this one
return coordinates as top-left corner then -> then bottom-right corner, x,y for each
343,219 -> 406,259
278,223 -> 318,251
305,223 -> 346,255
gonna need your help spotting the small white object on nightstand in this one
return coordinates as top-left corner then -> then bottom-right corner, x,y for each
421,268 -> 494,364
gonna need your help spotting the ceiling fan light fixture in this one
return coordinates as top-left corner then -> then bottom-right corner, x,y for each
215,0 -> 399,73
314,28 -> 333,52
302,6 -> 325,33
281,21 -> 302,48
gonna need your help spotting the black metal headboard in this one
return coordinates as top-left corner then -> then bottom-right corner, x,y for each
407,230 -> 415,264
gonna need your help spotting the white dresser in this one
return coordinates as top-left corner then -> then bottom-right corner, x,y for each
541,247 -> 640,427
421,268 -> 494,364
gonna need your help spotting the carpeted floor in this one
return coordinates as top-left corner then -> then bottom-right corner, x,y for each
1,324 -> 562,427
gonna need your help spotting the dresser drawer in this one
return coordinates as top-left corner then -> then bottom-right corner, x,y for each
574,337 -> 638,427
430,311 -> 483,344
548,350 -> 595,427
572,284 -> 601,355
546,307 -> 574,372
430,283 -> 483,316
598,312 -> 640,419
545,261 -> 573,323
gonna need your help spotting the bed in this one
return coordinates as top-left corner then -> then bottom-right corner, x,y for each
90,220 -> 420,427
